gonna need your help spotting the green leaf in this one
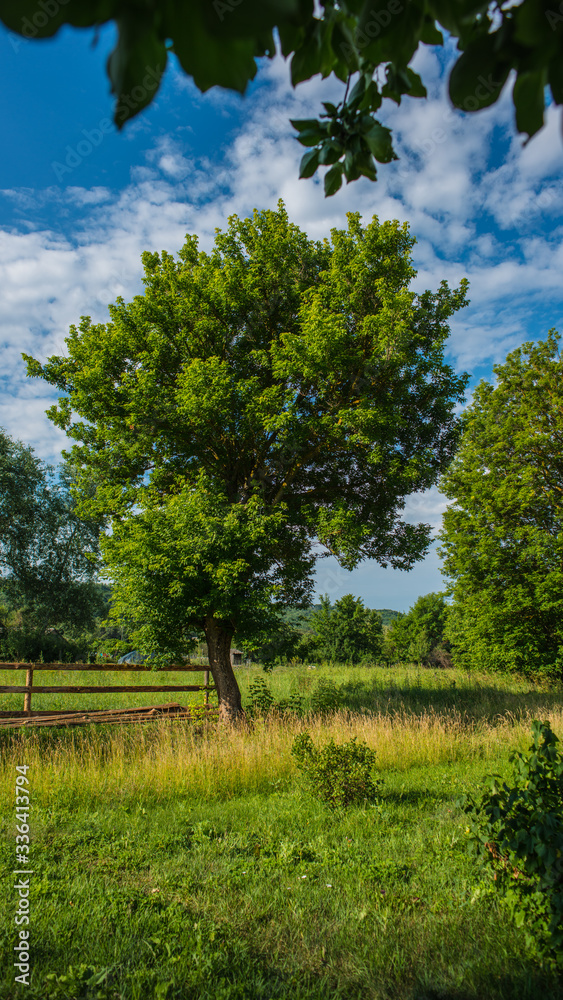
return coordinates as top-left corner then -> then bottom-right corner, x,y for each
427,0 -> 488,35
382,64 -> 418,104
324,163 -> 344,196
278,19 -> 305,57
364,121 -> 396,162
513,70 -> 546,137
361,80 -> 383,112
361,0 -> 425,67
449,33 -> 510,111
108,14 -> 167,126
294,127 -> 327,147
331,22 -> 359,72
318,140 -> 343,165
346,74 -> 367,106
420,16 -> 443,45
290,117 -> 323,132
167,1 -> 259,93
299,148 -> 320,178
514,0 -> 555,48
0,0 -> 113,36
344,148 -> 361,181
291,24 -> 324,85
404,67 -> 427,98
201,0 -> 304,39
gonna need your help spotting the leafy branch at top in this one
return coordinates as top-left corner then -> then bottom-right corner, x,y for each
2,0 -> 562,194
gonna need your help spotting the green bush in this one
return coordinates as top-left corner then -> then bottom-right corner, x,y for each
246,677 -> 338,719
0,624 -> 92,663
246,677 -> 275,717
277,691 -> 305,716
291,732 -> 381,809
310,678 -> 341,714
461,720 -> 563,970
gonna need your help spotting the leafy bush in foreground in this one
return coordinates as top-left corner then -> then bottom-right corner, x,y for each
291,732 -> 381,809
461,720 -> 563,970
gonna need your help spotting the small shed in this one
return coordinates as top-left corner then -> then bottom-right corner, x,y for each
230,649 -> 243,666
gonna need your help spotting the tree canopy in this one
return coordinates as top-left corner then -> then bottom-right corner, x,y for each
0,427 -> 104,637
439,332 -> 563,679
383,591 -> 449,664
309,593 -> 383,663
2,0 -> 561,194
25,201 -> 468,719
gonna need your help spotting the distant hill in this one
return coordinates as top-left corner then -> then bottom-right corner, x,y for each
282,605 -> 400,631
376,608 -> 401,627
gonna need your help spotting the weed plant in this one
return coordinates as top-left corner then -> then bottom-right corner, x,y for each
462,719 -> 563,970
291,732 -> 381,808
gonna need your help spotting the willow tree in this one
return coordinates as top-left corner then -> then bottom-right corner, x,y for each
25,202 -> 467,721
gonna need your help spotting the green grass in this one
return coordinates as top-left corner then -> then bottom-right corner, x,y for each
0,664 -> 562,999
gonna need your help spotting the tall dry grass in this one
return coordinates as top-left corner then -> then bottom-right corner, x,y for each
2,702 -> 562,813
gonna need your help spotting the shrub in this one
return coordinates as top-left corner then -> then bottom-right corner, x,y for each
291,732 -> 381,809
246,677 -> 275,717
461,719 -> 563,969
310,677 -> 341,714
276,691 -> 305,716
0,624 -> 91,663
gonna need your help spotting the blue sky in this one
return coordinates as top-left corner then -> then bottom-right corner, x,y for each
1,22 -> 563,611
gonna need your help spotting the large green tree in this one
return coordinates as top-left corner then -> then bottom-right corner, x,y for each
0,427 -> 104,634
25,202 -> 468,720
383,590 -> 448,663
2,0 -> 561,195
309,593 -> 383,662
439,332 -> 563,679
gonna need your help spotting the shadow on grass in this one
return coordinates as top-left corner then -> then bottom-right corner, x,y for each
411,973 -> 563,1000
335,678 -> 563,722
381,788 -> 451,807
8,933 -> 563,1000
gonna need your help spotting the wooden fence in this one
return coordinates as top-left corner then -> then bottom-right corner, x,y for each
0,662 -> 218,728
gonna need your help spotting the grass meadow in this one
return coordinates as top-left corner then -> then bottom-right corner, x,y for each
1,663 -> 563,999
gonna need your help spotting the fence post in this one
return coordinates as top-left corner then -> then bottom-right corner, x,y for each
24,667 -> 33,717
204,669 -> 209,706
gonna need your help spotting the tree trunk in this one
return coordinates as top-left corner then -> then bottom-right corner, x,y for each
204,616 -> 243,724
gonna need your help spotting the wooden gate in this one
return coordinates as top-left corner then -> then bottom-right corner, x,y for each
0,662 -> 218,727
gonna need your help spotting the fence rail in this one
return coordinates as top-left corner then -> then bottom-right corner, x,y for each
0,662 -> 217,728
